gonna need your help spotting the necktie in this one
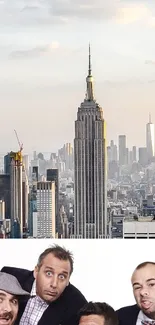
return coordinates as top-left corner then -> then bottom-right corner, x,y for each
141,321 -> 155,325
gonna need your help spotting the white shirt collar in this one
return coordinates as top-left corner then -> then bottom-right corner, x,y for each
138,310 -> 155,322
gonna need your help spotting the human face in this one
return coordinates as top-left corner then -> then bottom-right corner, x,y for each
79,315 -> 104,325
132,264 -> 155,319
33,253 -> 71,303
0,290 -> 19,325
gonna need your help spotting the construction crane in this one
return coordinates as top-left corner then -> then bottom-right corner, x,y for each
14,129 -> 23,152
10,130 -> 23,162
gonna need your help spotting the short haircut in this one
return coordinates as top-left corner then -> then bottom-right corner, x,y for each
135,261 -> 155,270
78,302 -> 118,325
37,244 -> 74,274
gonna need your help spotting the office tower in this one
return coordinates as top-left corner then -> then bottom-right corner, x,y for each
119,135 -> 126,165
139,147 -> 148,166
58,143 -> 74,170
33,181 -> 55,238
4,154 -> 11,175
0,174 -> 10,218
10,150 -> 23,238
132,146 -> 137,162
125,148 -> 129,165
110,140 -> 117,162
22,165 -> 29,236
46,169 -> 60,234
146,114 -> 155,161
32,166 -> 38,182
22,155 -> 29,178
129,150 -> 133,165
74,45 -> 107,239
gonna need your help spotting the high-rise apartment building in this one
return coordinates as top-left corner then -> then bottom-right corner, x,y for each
146,114 -> 154,161
33,181 -> 55,238
74,45 -> 107,239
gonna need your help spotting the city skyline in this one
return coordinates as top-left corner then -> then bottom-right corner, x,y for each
0,0 -> 155,153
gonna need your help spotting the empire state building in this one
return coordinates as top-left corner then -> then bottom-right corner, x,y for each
74,46 -> 107,239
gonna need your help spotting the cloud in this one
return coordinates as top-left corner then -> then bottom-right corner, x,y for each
10,42 -> 60,59
116,3 -> 151,24
0,0 -> 155,26
145,60 -> 155,65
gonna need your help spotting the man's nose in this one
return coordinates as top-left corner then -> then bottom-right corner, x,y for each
50,275 -> 58,288
140,287 -> 149,296
3,300 -> 12,313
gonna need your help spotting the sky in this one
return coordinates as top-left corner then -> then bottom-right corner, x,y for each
0,239 -> 155,309
0,0 -> 155,154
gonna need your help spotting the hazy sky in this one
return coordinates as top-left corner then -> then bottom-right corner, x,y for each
0,0 -> 155,154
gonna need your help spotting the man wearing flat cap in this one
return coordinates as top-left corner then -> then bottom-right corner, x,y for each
0,272 -> 29,325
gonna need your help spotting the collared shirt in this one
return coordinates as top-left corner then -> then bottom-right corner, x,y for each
136,310 -> 155,325
19,280 -> 48,325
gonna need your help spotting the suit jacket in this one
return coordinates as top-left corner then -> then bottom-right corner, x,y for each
2,266 -> 87,325
116,304 -> 140,325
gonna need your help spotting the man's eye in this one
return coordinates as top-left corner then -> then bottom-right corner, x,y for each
149,283 -> 155,287
59,275 -> 65,280
12,299 -> 18,305
46,271 -> 52,276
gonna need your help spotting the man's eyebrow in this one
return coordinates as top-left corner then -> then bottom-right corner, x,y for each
44,266 -> 69,275
133,278 -> 155,286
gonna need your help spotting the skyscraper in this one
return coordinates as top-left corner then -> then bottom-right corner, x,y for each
33,181 -> 55,238
10,151 -> 23,238
146,114 -> 154,161
118,135 -> 126,166
74,45 -> 107,239
46,169 -> 60,235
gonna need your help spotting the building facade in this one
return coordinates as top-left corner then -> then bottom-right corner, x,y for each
74,45 -> 107,238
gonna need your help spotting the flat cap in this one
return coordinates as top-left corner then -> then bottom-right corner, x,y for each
0,272 -> 29,296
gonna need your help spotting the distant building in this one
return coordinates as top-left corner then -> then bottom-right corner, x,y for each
146,114 -> 154,161
46,169 -> 60,235
139,147 -> 148,166
4,154 -> 11,175
0,174 -> 10,219
33,181 -> 55,238
10,151 -> 23,238
119,135 -> 126,166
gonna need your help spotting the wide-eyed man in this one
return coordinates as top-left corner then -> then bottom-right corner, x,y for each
2,244 -> 87,325
0,271 -> 29,325
117,261 -> 155,325
78,301 -> 118,325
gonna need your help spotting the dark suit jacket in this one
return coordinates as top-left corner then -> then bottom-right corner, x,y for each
2,266 -> 87,325
116,304 -> 140,325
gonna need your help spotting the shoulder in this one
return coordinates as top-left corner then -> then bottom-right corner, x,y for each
116,304 -> 140,319
62,283 -> 87,306
1,266 -> 33,281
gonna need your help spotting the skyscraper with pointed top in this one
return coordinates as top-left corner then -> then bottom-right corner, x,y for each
73,45 -> 107,239
146,113 -> 154,162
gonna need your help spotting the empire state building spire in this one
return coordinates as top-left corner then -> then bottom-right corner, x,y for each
86,44 -> 94,101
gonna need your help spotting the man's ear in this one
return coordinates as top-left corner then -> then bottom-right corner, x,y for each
33,266 -> 39,279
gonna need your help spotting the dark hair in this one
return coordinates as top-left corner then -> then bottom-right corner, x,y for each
78,302 -> 118,325
37,244 -> 74,274
135,261 -> 155,270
